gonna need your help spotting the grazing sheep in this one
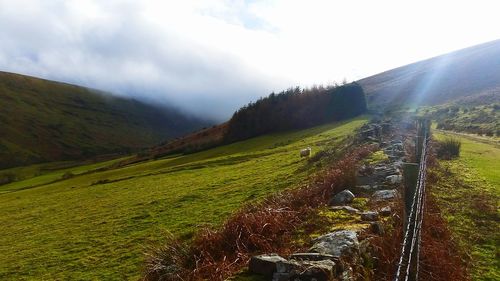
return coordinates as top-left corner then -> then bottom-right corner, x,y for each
300,147 -> 311,157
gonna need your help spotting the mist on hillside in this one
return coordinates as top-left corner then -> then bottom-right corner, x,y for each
2,1 -> 500,121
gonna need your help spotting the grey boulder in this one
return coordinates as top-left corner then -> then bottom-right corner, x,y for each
249,254 -> 287,277
309,230 -> 359,258
330,205 -> 360,214
329,189 -> 355,206
372,189 -> 398,201
273,259 -> 336,281
360,211 -> 379,221
290,252 -> 338,262
386,175 -> 403,184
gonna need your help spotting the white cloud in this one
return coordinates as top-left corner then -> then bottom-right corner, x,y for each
1,0 -> 500,120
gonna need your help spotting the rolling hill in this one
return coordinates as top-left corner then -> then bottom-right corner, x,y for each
1,36 -> 499,280
359,39 -> 500,108
0,71 -> 209,169
0,116 -> 368,280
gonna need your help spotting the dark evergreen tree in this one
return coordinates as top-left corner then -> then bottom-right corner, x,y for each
226,82 -> 367,141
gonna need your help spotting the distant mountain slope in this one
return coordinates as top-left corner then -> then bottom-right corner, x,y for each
134,83 -> 367,162
359,39 -> 500,108
419,91 -> 500,136
0,71 -> 208,169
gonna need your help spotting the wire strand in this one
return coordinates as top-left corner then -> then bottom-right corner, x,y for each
394,125 -> 429,281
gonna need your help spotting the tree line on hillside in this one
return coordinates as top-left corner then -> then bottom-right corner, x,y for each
225,82 -> 367,141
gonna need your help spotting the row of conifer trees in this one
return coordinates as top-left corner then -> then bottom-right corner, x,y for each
225,82 -> 367,141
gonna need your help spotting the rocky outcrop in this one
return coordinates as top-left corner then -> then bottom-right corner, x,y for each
309,230 -> 359,258
330,205 -> 361,214
249,254 -> 287,277
360,211 -> 379,221
329,190 -> 355,206
273,259 -> 336,281
247,231 -> 363,280
386,174 -> 403,184
372,189 -> 398,201
247,120 -> 411,281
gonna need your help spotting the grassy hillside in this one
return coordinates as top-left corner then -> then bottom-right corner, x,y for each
0,158 -> 126,194
0,71 -> 208,169
0,116 -> 368,280
431,133 -> 499,280
420,93 -> 500,136
150,122 -> 229,159
359,39 -> 500,109
143,83 -> 367,160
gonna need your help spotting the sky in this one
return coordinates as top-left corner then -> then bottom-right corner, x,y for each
1,0 -> 500,121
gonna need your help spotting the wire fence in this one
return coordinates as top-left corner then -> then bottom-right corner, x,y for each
394,124 -> 429,281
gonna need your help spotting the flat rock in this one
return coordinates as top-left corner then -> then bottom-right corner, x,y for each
273,259 -> 336,281
356,185 -> 372,191
290,252 -> 338,262
309,230 -> 359,258
386,175 -> 402,184
372,189 -> 398,201
249,254 -> 287,277
297,260 -> 336,281
330,205 -> 360,214
361,211 -> 379,221
329,189 -> 355,206
374,165 -> 394,171
379,206 -> 392,216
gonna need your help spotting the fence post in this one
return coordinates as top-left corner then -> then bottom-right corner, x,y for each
403,163 -> 419,227
415,119 -> 425,162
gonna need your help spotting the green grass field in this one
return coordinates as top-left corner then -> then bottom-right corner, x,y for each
0,117 -> 367,280
0,158 -> 127,194
432,132 -> 499,281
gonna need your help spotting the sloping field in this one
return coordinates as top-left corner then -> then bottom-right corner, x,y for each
432,132 -> 499,280
0,158 -> 125,194
423,101 -> 500,136
359,39 -> 500,109
0,117 -> 367,280
0,71 -> 206,169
